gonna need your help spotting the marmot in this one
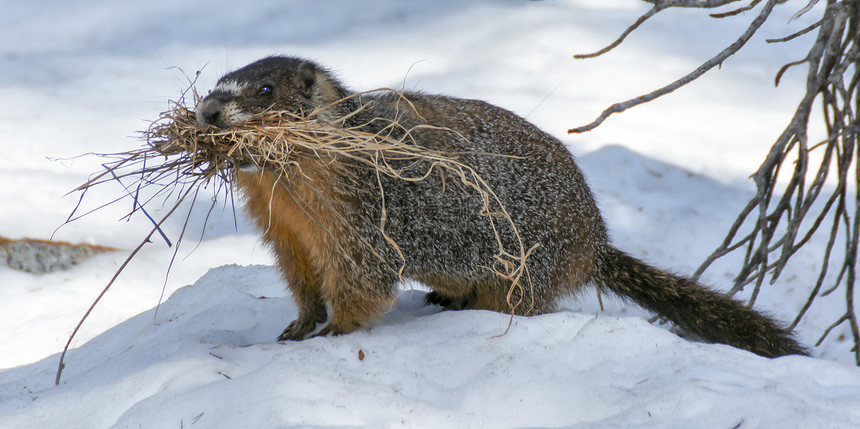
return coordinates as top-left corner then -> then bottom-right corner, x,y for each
195,56 -> 806,357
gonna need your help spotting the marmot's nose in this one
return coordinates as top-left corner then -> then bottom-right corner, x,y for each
196,98 -> 223,128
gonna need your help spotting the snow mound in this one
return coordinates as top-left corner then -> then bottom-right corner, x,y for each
2,264 -> 858,428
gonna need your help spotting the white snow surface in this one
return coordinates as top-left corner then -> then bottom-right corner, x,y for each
2,0 -> 860,428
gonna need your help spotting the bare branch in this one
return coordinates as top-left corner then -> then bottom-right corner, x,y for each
576,0 -> 860,362
767,19 -> 823,44
710,0 -> 763,18
775,58 -> 810,87
574,6 -> 662,60
574,0 -> 748,60
791,0 -> 823,22
570,0 -> 779,134
643,0 -> 743,7
816,314 -> 849,347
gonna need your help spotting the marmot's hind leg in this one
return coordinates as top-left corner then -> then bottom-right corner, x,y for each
425,289 -> 477,310
424,276 -> 554,316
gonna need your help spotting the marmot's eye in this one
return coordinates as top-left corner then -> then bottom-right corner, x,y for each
258,85 -> 273,96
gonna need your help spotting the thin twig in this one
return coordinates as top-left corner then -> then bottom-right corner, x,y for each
569,0 -> 780,133
574,6 -> 663,59
55,191 -> 190,385
710,0 -> 762,18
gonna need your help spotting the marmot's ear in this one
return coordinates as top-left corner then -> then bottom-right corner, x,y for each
295,62 -> 317,98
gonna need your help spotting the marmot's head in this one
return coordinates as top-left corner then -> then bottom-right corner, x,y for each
196,56 -> 349,128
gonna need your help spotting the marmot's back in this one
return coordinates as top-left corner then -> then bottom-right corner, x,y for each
363,93 -> 607,303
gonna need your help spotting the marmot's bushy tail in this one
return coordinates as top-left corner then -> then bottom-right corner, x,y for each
593,246 -> 807,358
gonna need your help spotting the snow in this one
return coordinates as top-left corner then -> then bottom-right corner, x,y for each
4,265 -> 860,428
1,1 -> 859,428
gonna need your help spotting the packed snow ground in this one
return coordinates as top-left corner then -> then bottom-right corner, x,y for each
4,265 -> 860,428
1,0 -> 859,427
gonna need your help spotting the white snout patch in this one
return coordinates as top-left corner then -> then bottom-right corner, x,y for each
213,79 -> 247,96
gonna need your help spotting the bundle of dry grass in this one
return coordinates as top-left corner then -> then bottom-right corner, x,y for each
143,102 -> 492,193
83,99 -> 509,220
